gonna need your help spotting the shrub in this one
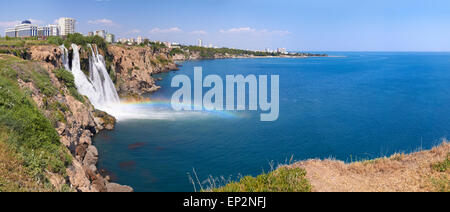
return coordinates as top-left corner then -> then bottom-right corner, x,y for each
52,68 -> 84,103
46,36 -> 64,46
211,167 -> 312,192
432,154 -> 450,172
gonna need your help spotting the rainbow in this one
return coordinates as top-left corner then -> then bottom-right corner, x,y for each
119,99 -> 240,119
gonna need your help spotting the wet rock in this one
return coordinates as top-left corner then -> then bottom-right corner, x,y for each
75,143 -> 89,159
128,142 -> 147,150
79,130 -> 93,145
67,160 -> 97,192
106,183 -> 134,192
83,145 -> 99,167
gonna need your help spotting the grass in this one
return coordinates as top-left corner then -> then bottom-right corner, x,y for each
0,37 -> 49,48
207,167 -> 312,192
52,68 -> 85,103
0,55 -> 72,189
431,153 -> 450,192
432,153 -> 450,173
0,129 -> 55,192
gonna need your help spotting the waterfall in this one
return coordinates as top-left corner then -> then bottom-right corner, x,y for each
60,44 -> 120,112
59,45 -> 70,70
87,44 -> 120,104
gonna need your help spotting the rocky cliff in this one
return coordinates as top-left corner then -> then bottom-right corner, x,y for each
20,45 -> 134,192
108,45 -> 178,99
19,43 -> 180,192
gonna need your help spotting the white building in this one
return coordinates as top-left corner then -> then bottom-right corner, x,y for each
277,48 -> 287,54
198,39 -> 202,47
37,26 -> 50,37
58,17 -> 76,36
136,36 -> 144,44
5,20 -> 38,37
95,30 -> 106,39
106,33 -> 115,43
5,20 -> 60,38
47,24 -> 60,36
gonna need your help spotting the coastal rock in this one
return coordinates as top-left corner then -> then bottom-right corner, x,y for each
79,130 -> 93,145
107,45 -> 177,98
106,183 -> 134,192
93,109 -> 116,130
67,160 -> 97,192
83,145 -> 99,167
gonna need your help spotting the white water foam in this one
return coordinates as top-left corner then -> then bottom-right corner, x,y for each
61,44 -> 229,121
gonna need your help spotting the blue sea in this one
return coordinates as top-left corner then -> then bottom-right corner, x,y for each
94,52 -> 450,192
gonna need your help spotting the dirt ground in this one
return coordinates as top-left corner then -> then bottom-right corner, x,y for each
288,142 -> 449,192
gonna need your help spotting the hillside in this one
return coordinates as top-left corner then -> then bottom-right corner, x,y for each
0,35 -> 179,191
215,142 -> 449,192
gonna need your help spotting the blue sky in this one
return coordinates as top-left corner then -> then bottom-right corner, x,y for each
1,0 -> 450,51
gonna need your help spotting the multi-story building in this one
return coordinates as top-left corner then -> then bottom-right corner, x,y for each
37,26 -> 50,37
5,28 -> 17,37
136,36 -> 144,44
163,41 -> 171,48
5,20 -> 38,37
47,24 -> 60,36
277,48 -> 287,54
198,39 -> 202,47
58,17 -> 76,36
87,32 -> 94,37
95,30 -> 106,39
5,20 -> 60,38
106,33 -> 115,43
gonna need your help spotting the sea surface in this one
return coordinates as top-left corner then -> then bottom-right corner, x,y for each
94,52 -> 450,191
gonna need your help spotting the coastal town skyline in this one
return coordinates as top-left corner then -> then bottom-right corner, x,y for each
1,0 -> 450,51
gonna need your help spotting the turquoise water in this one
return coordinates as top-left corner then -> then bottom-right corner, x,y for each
94,52 -> 450,191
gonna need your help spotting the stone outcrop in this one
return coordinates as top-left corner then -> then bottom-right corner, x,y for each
107,45 -> 178,98
106,183 -> 134,192
29,45 -> 64,68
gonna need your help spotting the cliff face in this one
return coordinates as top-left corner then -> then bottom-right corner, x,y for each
22,44 -> 181,191
172,51 -> 249,61
23,46 -> 133,192
107,45 -> 178,98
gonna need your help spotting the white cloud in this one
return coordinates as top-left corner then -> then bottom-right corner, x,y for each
130,29 -> 141,34
0,21 -> 19,27
88,19 -> 117,26
0,19 -> 45,28
190,30 -> 207,35
149,27 -> 182,34
28,19 -> 44,25
220,27 -> 291,36
220,27 -> 256,34
260,29 -> 291,36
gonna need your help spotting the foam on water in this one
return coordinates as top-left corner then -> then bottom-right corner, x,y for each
60,44 -> 237,121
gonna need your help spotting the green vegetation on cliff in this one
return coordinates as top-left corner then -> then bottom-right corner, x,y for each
52,68 -> 85,103
210,167 -> 312,192
181,45 -> 327,59
0,55 -> 72,191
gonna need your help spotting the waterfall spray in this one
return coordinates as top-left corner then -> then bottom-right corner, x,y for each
60,44 -> 225,121
88,44 -> 120,104
59,44 -> 120,112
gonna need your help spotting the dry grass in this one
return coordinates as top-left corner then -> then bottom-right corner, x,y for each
289,142 -> 450,192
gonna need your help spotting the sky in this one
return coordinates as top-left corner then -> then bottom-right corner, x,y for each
1,0 -> 450,51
